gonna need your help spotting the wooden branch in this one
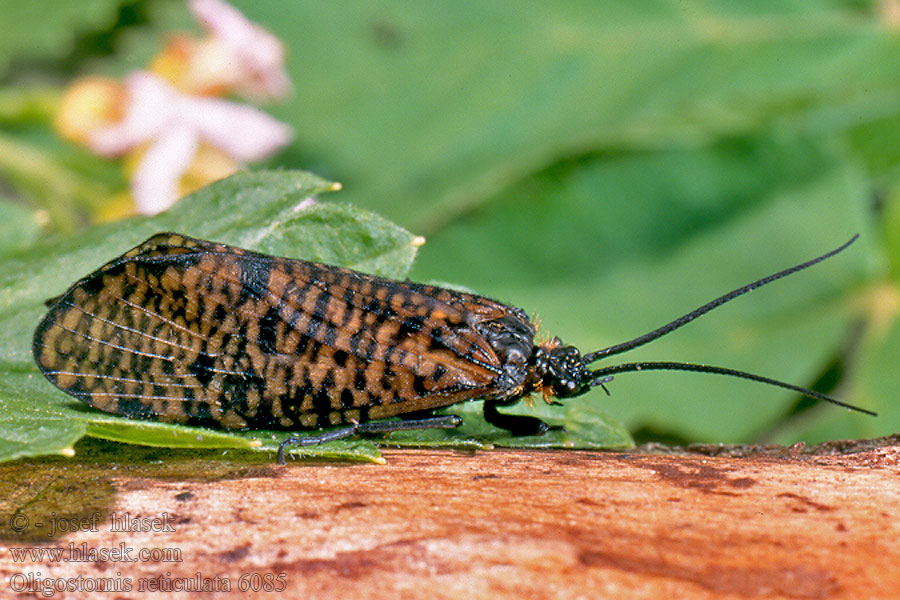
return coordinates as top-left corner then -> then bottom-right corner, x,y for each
2,440 -> 899,599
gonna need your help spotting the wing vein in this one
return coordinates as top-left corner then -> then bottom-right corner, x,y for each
58,298 -> 218,359
112,292 -> 212,344
40,371 -> 203,389
44,322 -> 245,378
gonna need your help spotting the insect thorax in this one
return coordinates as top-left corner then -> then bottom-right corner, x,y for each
474,308 -> 591,403
470,308 -> 535,399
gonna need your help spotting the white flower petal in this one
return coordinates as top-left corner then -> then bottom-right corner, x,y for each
190,0 -> 252,39
188,0 -> 290,99
88,72 -> 177,156
181,95 -> 292,160
131,128 -> 199,215
90,71 -> 291,163
83,69 -> 290,212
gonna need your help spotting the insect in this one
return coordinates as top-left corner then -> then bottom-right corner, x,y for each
33,232 -> 873,463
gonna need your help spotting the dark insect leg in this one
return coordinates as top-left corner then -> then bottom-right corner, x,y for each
355,415 -> 462,435
482,400 -> 551,436
277,415 -> 463,464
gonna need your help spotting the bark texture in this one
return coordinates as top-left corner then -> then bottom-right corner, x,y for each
1,440 -> 899,599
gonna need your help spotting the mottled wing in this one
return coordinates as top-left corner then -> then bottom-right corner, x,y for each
33,234 -> 243,427
33,233 -> 519,431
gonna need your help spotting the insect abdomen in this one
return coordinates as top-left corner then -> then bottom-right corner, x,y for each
33,233 -> 536,431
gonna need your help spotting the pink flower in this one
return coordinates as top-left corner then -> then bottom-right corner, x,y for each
187,0 -> 291,100
88,71 -> 292,214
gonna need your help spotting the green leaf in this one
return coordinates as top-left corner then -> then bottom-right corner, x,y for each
2,169 -> 630,463
83,419 -> 261,450
229,0 -> 900,447
413,133 -> 882,444
85,419 -> 385,464
0,371 -> 87,461
769,299 -> 900,445
0,170 -> 423,463
383,398 -> 634,451
8,0 -> 898,453
238,0 -> 900,231
0,0 -> 124,79
0,200 -> 42,255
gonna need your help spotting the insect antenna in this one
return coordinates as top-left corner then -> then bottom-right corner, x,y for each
583,234 -> 859,363
578,234 -> 875,416
588,361 -> 876,415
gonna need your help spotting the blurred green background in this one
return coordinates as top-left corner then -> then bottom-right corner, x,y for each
2,0 -> 900,446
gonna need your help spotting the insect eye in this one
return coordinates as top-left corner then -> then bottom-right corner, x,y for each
533,342 -> 589,398
550,376 -> 583,398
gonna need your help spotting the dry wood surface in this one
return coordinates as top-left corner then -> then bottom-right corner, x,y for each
1,438 -> 900,599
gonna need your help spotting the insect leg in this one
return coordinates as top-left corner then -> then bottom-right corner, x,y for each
277,427 -> 359,463
482,400 -> 551,436
276,416 -> 463,464
354,415 -> 462,435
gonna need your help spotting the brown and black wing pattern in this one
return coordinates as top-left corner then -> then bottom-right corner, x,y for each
33,233 -> 526,430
